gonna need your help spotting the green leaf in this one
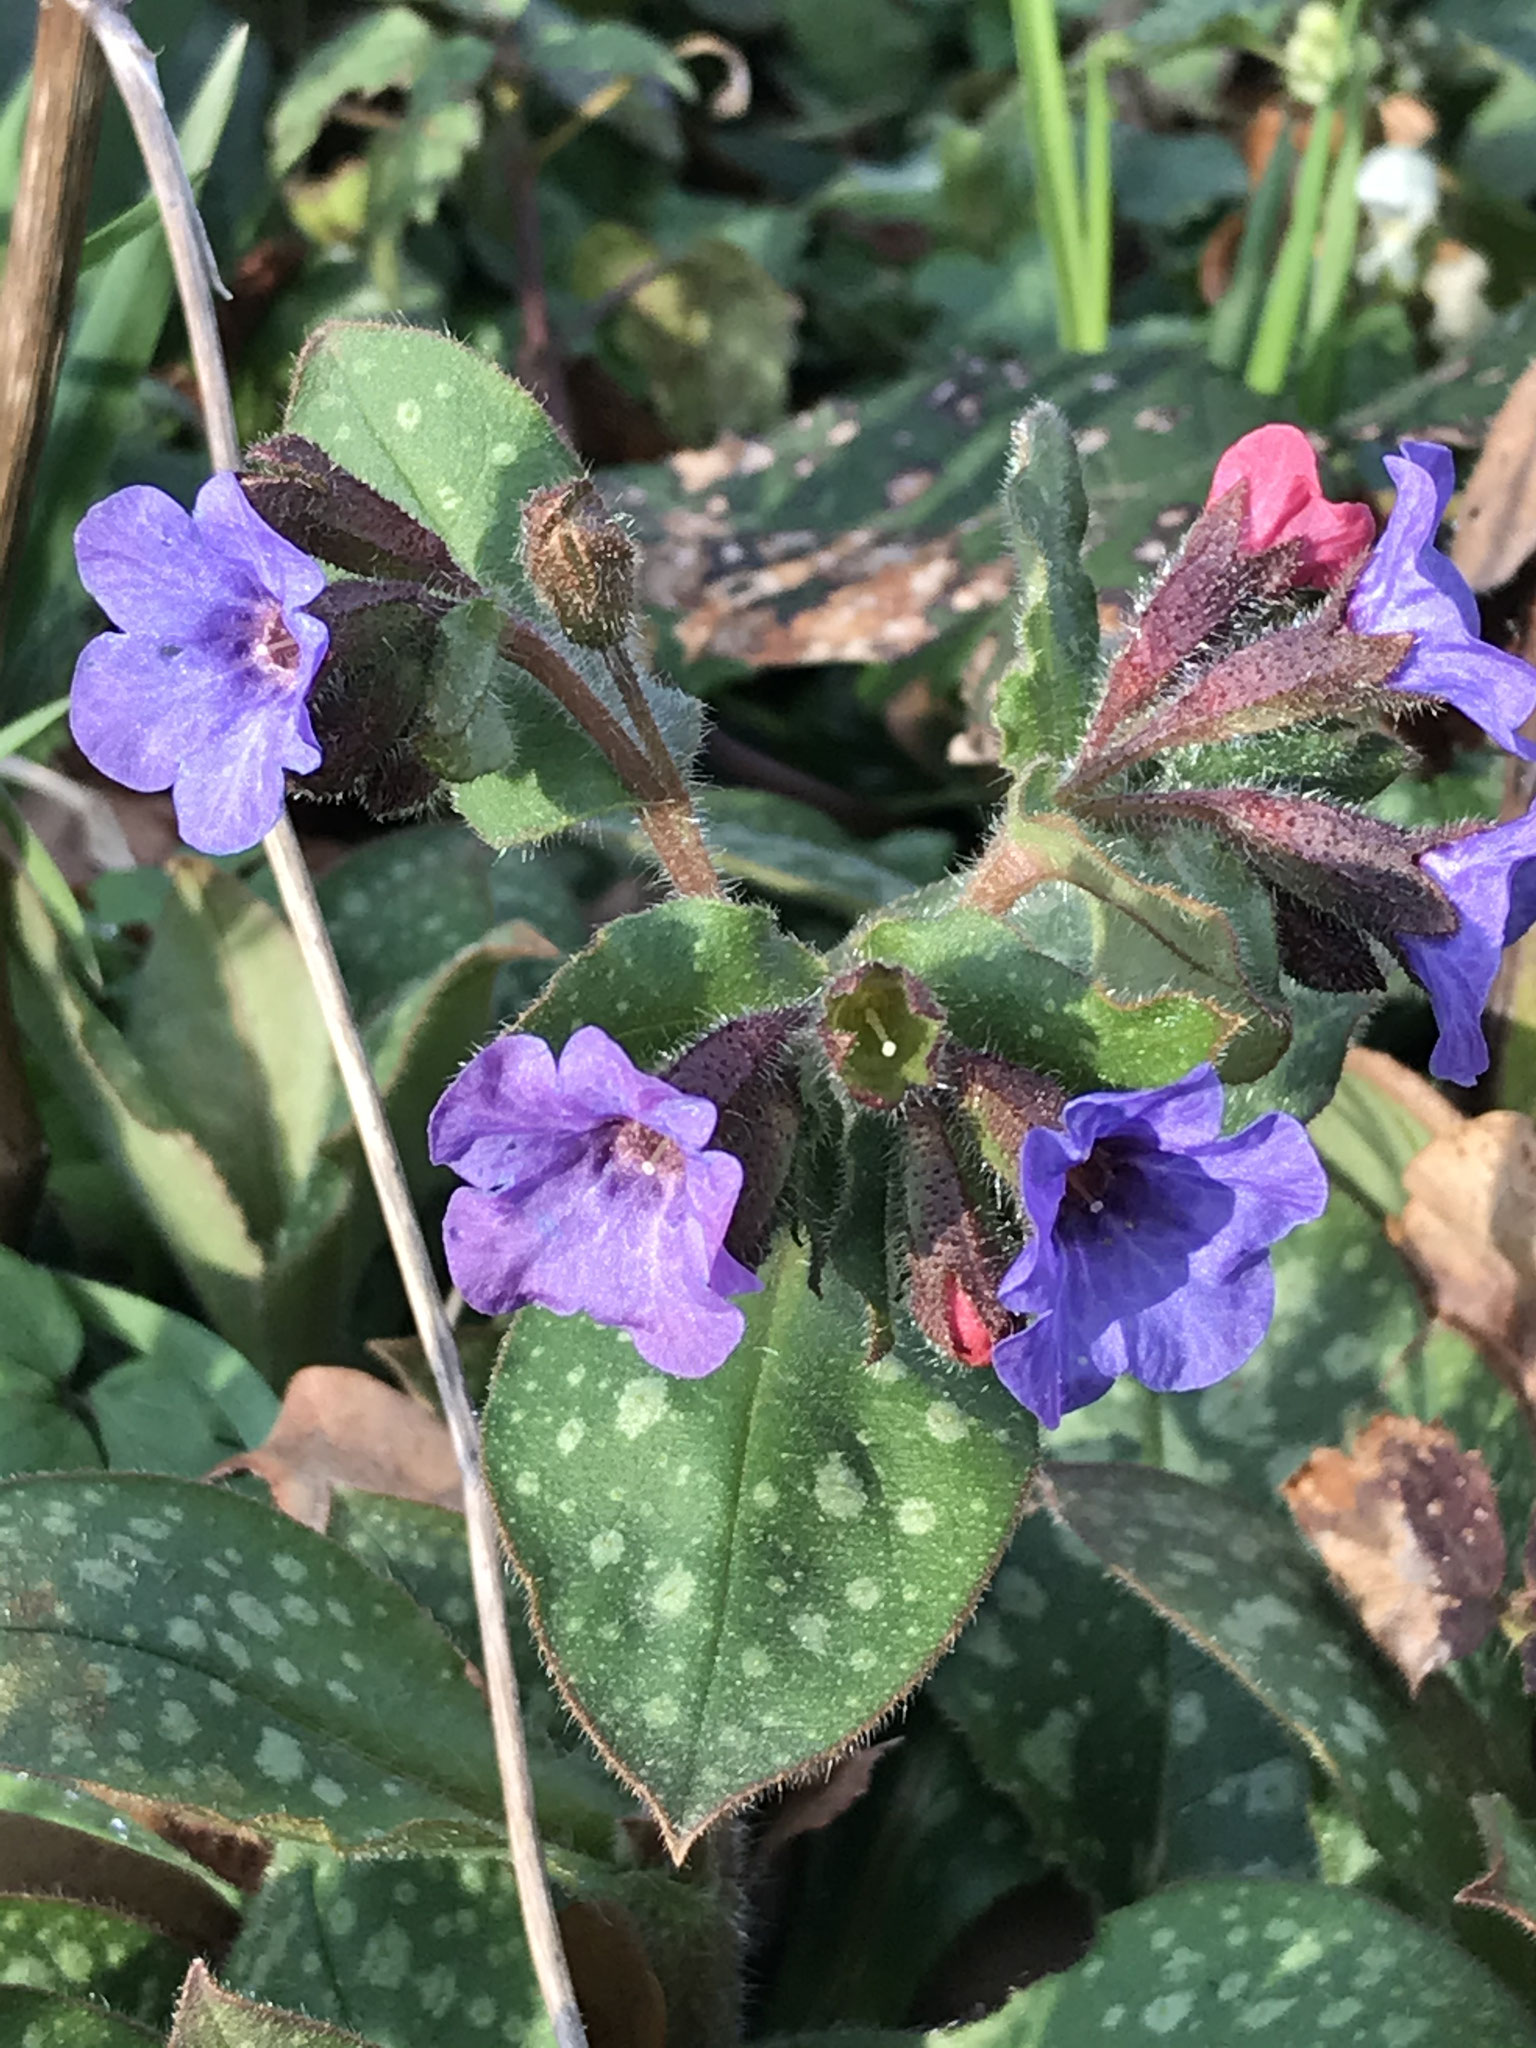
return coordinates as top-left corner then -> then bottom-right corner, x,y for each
268,6 -> 436,175
66,1279 -> 279,1476
962,1880 -> 1536,2045
227,1845 -> 548,2048
0,1986 -> 159,2045
0,1896 -> 186,2029
0,1474 -> 502,1851
0,1245 -> 82,1383
124,859 -> 334,1250
690,790 -> 950,920
366,34 -> 489,245
283,321 -> 577,595
1004,816 -> 1288,1084
172,1964 -> 379,2045
1039,1462 -> 1493,1921
515,898 -> 824,1068
993,402 -> 1100,775
484,1235 -> 1035,1855
1460,1793 -> 1536,1940
761,1701 -> 1041,2031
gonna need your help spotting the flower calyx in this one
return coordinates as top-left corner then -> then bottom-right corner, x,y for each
522,480 -> 638,650
663,1005 -> 811,1266
900,1099 -> 1014,1368
820,963 -> 947,1111
296,578 -> 454,819
242,436 -> 479,597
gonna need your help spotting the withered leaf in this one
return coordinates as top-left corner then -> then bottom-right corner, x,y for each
1282,1413 -> 1505,1693
1392,1109 -> 1536,1381
558,1898 -> 667,2048
208,1365 -> 460,1532
759,1738 -> 902,1855
1451,356 -> 1536,593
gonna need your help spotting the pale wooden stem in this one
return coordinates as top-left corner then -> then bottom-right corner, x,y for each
60,7 -> 588,2041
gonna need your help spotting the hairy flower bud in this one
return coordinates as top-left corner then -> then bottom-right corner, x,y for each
665,1007 -> 809,1265
820,963 -> 947,1111
952,1049 -> 1068,1181
522,481 -> 637,648
298,579 -> 450,819
902,1102 -> 1013,1367
242,436 -> 478,595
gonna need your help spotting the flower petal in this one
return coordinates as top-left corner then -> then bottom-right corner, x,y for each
1206,424 -> 1375,587
1400,809 -> 1536,1084
1350,442 -> 1536,757
193,472 -> 328,612
74,486 -> 249,640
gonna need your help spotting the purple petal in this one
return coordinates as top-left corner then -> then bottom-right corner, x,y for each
193,472 -> 328,612
429,1035 -> 596,1188
74,486 -> 248,640
1401,808 -> 1536,1084
557,1025 -> 718,1149
1350,442 -> 1536,758
995,1070 -> 1325,1428
170,700 -> 322,855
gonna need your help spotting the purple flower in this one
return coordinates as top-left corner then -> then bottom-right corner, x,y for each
1349,440 -> 1536,757
428,1024 -> 761,1378
992,1066 -> 1327,1429
1399,810 -> 1536,1085
70,474 -> 329,855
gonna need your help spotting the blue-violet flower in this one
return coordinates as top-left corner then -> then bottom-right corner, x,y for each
1349,440 -> 1536,758
992,1065 -> 1327,1429
1398,811 -> 1536,1085
70,475 -> 329,855
428,1024 -> 761,1378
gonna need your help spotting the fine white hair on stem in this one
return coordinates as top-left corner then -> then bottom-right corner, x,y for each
59,6 -> 590,2042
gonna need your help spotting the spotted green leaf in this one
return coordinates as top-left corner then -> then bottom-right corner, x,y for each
1039,1462 -> 1495,1921
172,1963 -> 378,2044
0,1896 -> 186,2030
483,1235 -> 1036,1855
515,897 -> 824,1068
961,1880 -> 1536,2046
227,1845 -> 549,2048
0,1474 -> 502,1851
0,1986 -> 159,2045
283,320 -> 576,598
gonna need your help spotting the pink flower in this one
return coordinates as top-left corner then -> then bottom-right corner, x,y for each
1206,424 -> 1375,590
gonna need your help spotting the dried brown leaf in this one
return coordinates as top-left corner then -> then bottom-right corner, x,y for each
759,1738 -> 902,1855
1283,1413 -> 1505,1693
1452,354 -> 1536,592
558,1898 -> 667,2048
208,1364 -> 460,1531
1392,1110 -> 1536,1375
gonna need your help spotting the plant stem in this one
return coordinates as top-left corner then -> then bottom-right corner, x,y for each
499,617 -> 723,898
1244,0 -> 1365,396
1009,0 -> 1086,351
1207,121 -> 1295,373
1080,38 -> 1113,353
61,8 -> 589,2042
0,0 -> 108,657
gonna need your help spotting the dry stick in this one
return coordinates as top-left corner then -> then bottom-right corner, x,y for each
0,0 -> 108,654
61,7 -> 589,2042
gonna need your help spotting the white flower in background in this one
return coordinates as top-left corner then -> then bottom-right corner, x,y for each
1424,242 -> 1494,351
1355,145 -> 1439,289
1283,3 -> 1347,107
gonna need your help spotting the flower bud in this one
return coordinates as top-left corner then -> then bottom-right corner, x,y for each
665,1007 -> 809,1266
522,481 -> 637,648
243,436 -> 478,594
297,579 -> 449,818
820,963 -> 946,1111
901,1101 -> 1012,1367
953,1049 -> 1067,1181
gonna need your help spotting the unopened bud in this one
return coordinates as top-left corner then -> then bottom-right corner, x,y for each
954,1049 -> 1067,1182
522,481 -> 637,647
665,1007 -> 809,1266
902,1102 -> 1012,1367
296,579 -> 447,819
820,963 -> 947,1111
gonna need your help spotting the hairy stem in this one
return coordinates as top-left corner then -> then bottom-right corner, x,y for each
499,617 -> 723,898
62,8 -> 589,2041
0,0 -> 107,655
